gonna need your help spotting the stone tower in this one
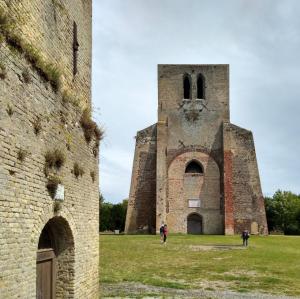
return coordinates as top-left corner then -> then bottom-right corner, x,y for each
0,1 -> 99,298
125,64 -> 268,235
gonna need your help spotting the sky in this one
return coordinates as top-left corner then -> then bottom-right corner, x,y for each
92,0 -> 300,203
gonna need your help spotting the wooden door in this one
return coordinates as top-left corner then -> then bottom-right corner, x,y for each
37,249 -> 56,299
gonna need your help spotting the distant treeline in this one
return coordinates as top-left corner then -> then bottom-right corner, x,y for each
265,190 -> 300,235
99,194 -> 127,232
99,190 -> 300,235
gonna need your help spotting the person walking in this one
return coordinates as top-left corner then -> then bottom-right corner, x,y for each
163,224 -> 168,245
159,223 -> 164,243
241,229 -> 250,247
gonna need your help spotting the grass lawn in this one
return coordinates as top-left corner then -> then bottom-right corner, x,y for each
100,234 -> 300,297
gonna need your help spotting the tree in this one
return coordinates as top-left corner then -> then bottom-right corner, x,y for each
265,190 -> 300,235
99,196 -> 128,232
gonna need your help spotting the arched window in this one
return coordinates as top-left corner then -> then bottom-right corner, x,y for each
183,74 -> 191,99
185,160 -> 203,174
197,74 -> 205,99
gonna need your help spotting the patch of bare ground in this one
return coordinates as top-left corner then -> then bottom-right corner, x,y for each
101,282 -> 300,299
188,244 -> 247,251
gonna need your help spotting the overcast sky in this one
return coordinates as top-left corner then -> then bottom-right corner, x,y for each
92,0 -> 300,203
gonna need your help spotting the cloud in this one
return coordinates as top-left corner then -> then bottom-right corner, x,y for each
93,0 -> 300,202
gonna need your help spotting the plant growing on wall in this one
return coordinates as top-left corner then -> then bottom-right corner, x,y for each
90,170 -> 96,183
73,162 -> 84,178
6,104 -> 13,117
33,116 -> 42,135
0,62 -> 7,79
80,109 -> 104,142
53,201 -> 62,213
17,148 -> 27,162
0,8 -> 62,91
44,149 -> 65,176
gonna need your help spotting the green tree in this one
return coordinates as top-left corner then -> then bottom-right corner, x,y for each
265,190 -> 300,235
99,196 -> 128,232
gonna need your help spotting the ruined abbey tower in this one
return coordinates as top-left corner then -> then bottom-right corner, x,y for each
0,0 -> 99,298
125,64 -> 268,235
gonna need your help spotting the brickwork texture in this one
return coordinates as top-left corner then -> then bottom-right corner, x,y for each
0,0 -> 99,298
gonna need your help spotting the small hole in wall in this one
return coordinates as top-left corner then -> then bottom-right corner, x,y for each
9,170 -> 16,176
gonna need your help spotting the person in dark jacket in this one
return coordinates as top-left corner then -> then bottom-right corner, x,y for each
163,224 -> 168,245
159,223 -> 164,243
241,230 -> 250,247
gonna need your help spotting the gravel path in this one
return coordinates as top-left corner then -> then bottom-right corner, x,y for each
101,282 -> 299,299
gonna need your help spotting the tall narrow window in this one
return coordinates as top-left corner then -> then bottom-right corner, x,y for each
183,74 -> 191,99
197,74 -> 205,99
73,21 -> 79,76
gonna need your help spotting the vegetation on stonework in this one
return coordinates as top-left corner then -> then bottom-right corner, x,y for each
73,162 -> 84,178
53,200 -> 62,213
44,149 -> 65,173
22,67 -> 31,83
0,61 -> 7,79
0,8 -> 77,96
100,194 -> 128,232
6,104 -> 13,116
62,90 -> 81,108
80,108 -> 104,145
90,170 -> 96,183
0,7 -> 62,91
17,148 -> 27,162
265,190 -> 300,235
100,235 -> 300,297
32,116 -> 42,135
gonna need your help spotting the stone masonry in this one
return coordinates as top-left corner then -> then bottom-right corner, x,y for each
0,0 -> 99,298
125,64 -> 268,235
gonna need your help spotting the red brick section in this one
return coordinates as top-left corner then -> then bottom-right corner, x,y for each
224,150 -> 234,235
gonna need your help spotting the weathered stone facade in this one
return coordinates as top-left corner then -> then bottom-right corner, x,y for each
125,64 -> 268,235
0,0 -> 99,298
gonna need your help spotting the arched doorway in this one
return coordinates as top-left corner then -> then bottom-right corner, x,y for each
37,216 -> 74,299
187,213 -> 203,234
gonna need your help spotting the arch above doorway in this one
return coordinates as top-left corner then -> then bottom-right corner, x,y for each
37,216 -> 74,299
187,213 -> 203,234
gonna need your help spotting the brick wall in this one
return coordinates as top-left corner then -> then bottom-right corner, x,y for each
125,124 -> 157,233
223,123 -> 268,234
0,0 -> 99,298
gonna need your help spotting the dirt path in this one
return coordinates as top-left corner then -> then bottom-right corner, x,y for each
101,282 -> 299,299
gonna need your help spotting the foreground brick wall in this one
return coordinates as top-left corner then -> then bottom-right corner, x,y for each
0,0 -> 99,298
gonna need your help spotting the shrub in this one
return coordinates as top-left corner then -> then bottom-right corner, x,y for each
17,149 -> 27,162
45,149 -> 65,170
80,109 -> 104,144
80,109 -> 96,143
73,162 -> 84,178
